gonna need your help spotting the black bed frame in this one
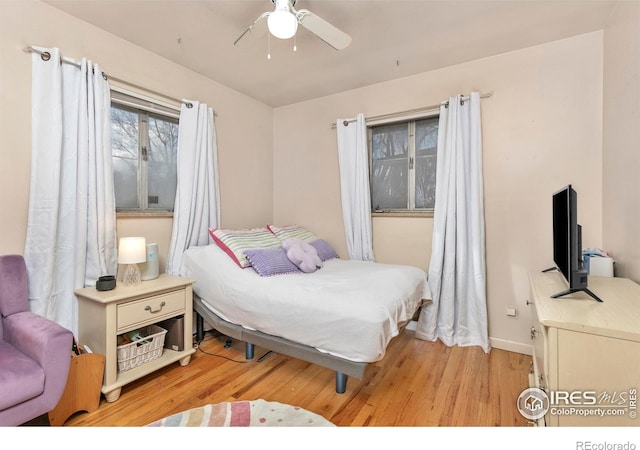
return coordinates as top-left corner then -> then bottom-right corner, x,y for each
193,294 -> 367,394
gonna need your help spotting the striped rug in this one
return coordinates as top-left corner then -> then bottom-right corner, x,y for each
146,399 -> 334,427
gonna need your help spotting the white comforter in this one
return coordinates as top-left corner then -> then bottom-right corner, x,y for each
180,244 -> 431,362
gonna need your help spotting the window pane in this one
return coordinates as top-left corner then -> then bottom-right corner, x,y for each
371,123 -> 408,210
112,158 -> 138,208
147,115 -> 178,210
415,118 -> 438,209
111,107 -> 139,208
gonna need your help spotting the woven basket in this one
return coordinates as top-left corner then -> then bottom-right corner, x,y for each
117,325 -> 167,372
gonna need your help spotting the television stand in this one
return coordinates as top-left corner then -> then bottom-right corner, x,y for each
542,267 -> 558,273
551,287 -> 603,302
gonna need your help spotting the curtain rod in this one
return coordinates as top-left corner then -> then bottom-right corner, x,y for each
331,91 -> 493,129
22,46 -> 217,116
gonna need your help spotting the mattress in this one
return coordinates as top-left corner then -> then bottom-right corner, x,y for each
180,244 -> 431,363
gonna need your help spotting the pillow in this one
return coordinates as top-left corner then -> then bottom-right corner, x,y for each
267,224 -> 318,243
209,227 -> 282,268
282,238 -> 323,273
244,247 -> 301,277
309,239 -> 339,261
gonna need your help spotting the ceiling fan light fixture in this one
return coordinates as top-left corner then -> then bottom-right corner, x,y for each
234,0 -> 351,51
267,9 -> 298,39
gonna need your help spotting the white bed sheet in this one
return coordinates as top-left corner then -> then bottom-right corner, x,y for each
180,244 -> 431,363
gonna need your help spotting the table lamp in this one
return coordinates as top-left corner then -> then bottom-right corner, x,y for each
118,237 -> 147,287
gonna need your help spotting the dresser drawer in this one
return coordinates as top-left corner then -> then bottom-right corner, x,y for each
117,289 -> 185,333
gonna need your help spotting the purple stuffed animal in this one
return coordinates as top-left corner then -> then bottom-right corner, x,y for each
282,238 -> 323,273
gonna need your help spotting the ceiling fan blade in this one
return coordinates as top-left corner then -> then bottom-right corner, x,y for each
295,9 -> 351,50
234,11 -> 270,46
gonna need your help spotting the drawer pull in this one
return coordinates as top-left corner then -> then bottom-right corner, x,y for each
145,301 -> 166,314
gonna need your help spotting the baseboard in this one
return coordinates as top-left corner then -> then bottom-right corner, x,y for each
406,321 -> 532,355
490,337 -> 532,355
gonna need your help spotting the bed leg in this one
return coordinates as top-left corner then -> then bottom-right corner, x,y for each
336,372 -> 347,394
196,313 -> 204,343
245,342 -> 255,360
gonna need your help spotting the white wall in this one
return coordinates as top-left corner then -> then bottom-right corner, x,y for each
273,32 -> 604,353
0,1 -> 274,270
603,1 -> 640,281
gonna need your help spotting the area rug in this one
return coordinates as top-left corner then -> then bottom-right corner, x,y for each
146,399 -> 335,427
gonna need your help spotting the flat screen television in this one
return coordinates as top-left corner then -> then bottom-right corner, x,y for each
546,184 -> 602,302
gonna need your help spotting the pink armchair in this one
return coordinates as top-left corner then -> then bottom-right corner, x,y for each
0,255 -> 73,426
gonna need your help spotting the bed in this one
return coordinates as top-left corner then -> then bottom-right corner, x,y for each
180,241 -> 431,393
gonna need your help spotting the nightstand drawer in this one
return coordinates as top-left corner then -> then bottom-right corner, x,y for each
117,290 -> 185,333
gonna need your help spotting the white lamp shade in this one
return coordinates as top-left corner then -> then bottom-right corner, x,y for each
118,237 -> 147,264
268,9 -> 298,39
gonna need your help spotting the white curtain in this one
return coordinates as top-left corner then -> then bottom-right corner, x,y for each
416,92 -> 490,353
24,47 -> 117,336
166,101 -> 220,275
336,113 -> 375,261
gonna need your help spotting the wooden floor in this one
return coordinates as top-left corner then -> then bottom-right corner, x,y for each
60,329 -> 532,427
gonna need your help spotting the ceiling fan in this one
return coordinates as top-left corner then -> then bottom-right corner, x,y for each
234,0 -> 352,51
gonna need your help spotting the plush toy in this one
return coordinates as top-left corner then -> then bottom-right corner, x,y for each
282,238 -> 323,273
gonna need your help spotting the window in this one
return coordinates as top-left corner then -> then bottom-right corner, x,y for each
110,91 -> 179,213
369,114 -> 439,213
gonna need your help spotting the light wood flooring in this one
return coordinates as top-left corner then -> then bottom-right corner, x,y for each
56,328 -> 532,427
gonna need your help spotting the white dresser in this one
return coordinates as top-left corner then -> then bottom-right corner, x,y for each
528,271 -> 640,426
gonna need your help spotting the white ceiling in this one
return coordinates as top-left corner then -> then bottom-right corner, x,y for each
45,0 -> 617,107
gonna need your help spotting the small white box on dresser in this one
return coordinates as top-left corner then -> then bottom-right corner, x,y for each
588,256 -> 614,277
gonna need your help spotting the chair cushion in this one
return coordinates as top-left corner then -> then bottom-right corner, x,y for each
0,341 -> 45,410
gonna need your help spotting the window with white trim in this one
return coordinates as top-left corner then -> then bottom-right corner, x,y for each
110,91 -> 179,213
368,114 -> 439,213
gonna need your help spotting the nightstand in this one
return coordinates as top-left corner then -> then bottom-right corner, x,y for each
76,274 -> 196,402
